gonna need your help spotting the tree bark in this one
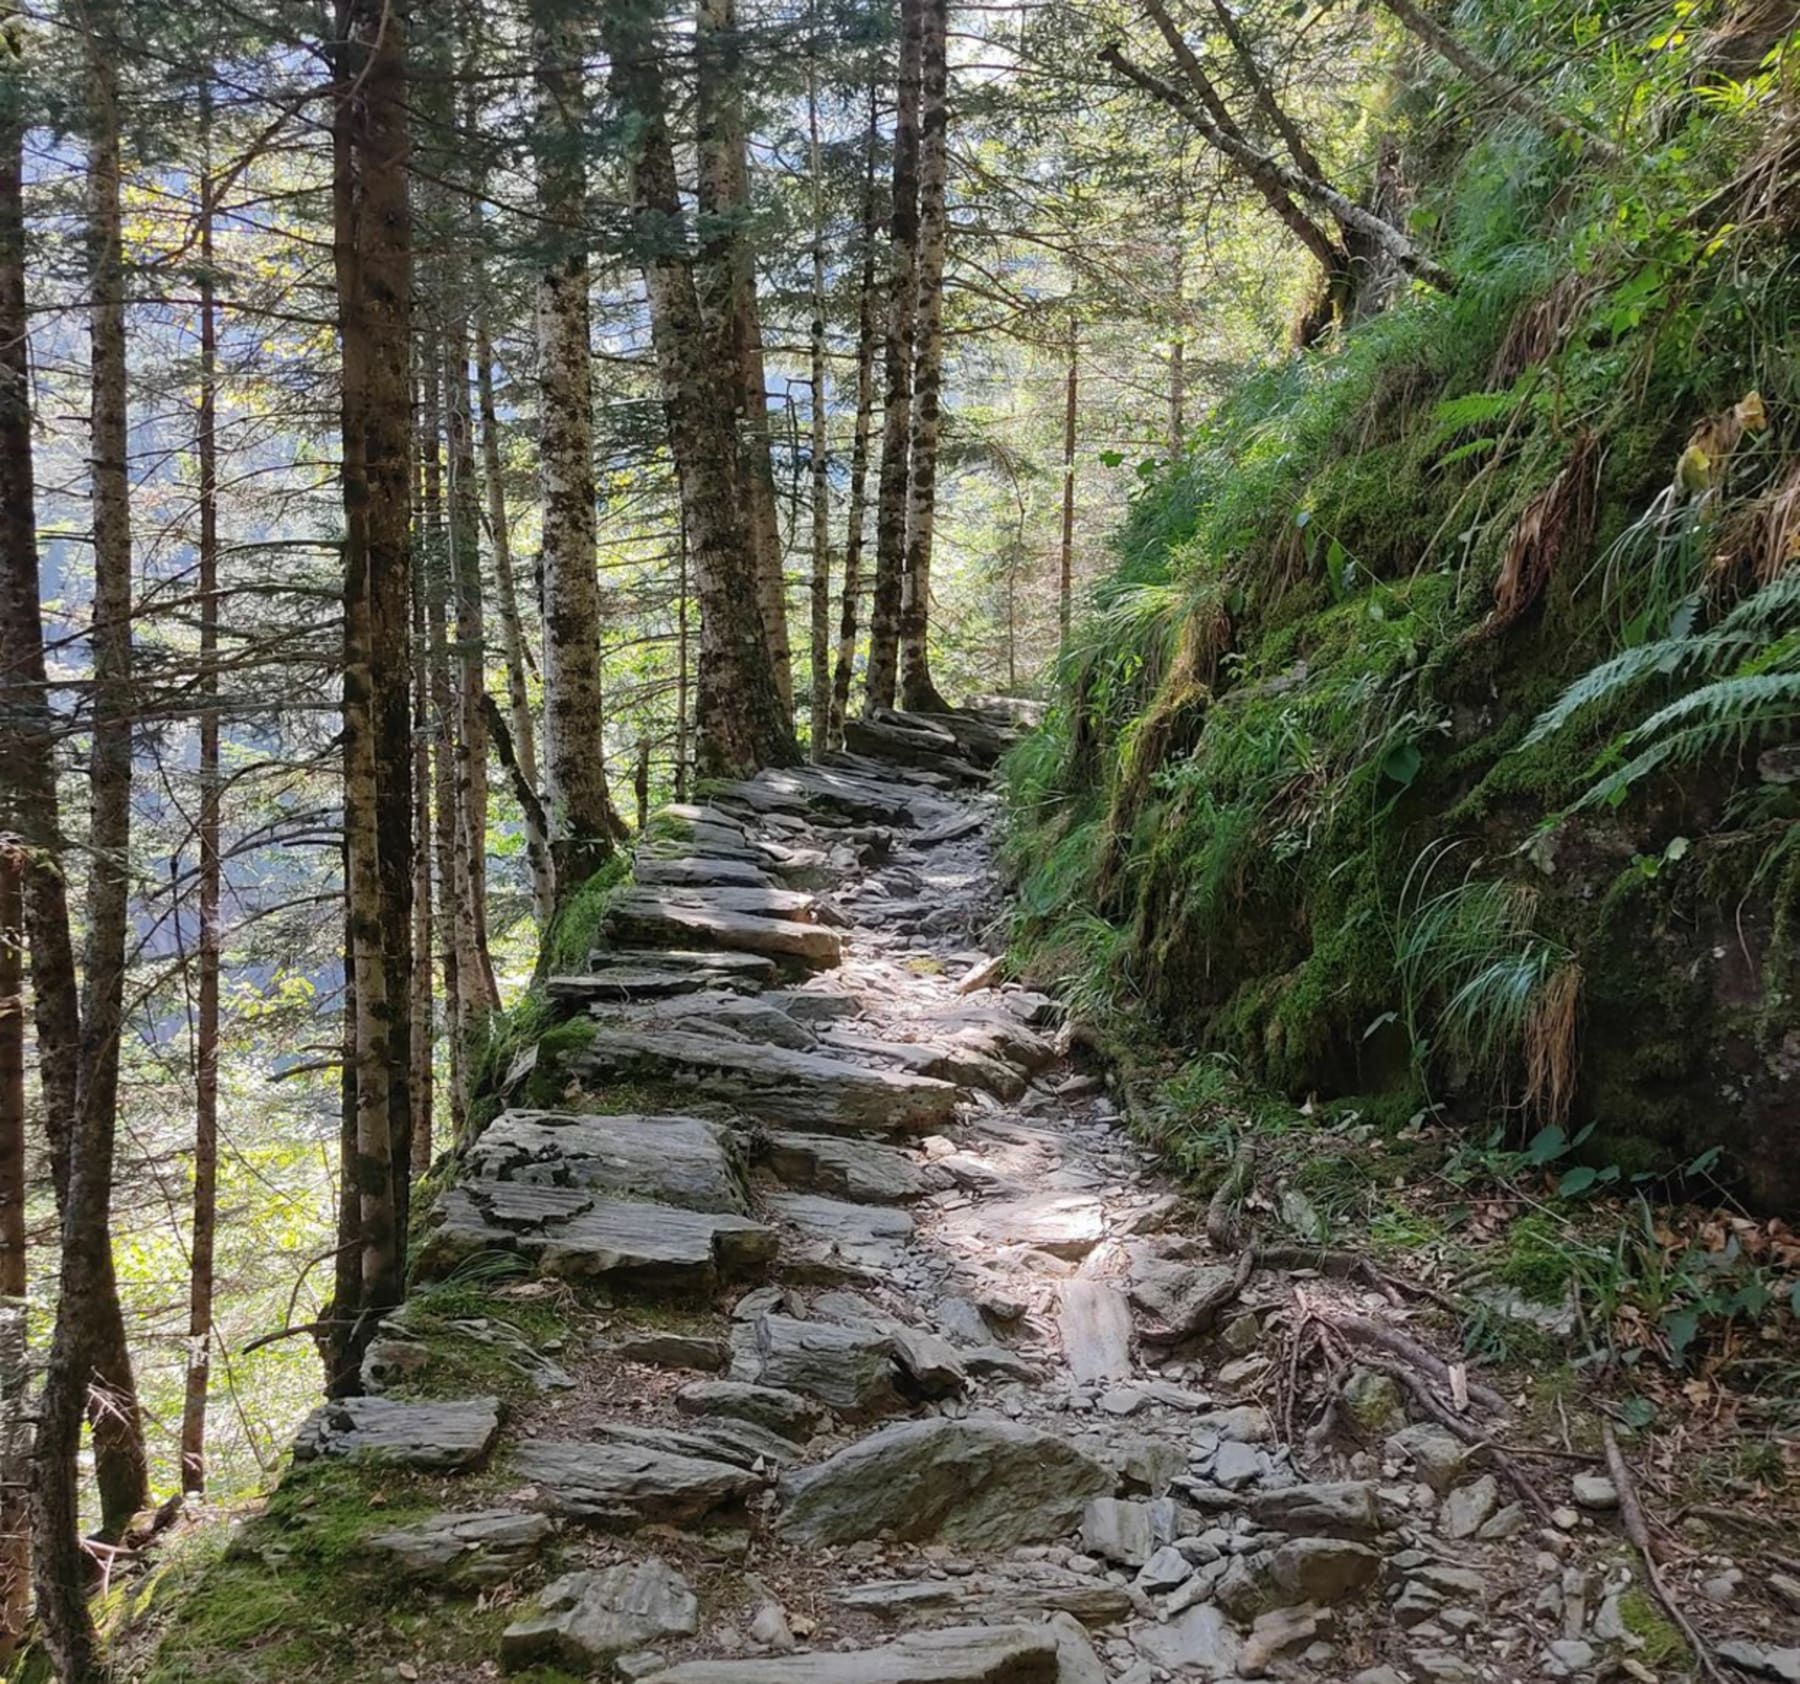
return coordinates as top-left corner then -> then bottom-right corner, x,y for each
898,0 -> 952,714
181,80 -> 221,1498
475,317 -> 554,923
829,87 -> 882,750
603,0 -> 798,778
865,0 -> 925,712
1101,38 -> 1454,292
696,0 -> 793,711
0,842 -> 28,1671
531,0 -> 617,889
71,0 -> 149,1549
328,0 -> 414,1392
1059,315 -> 1077,650
806,45 -> 831,758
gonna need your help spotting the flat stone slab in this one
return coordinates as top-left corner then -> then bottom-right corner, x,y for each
292,1396 -> 501,1472
759,1130 -> 929,1203
1057,1281 -> 1134,1384
570,1030 -> 957,1133
504,1558 -> 698,1671
618,991 -> 820,1050
675,1380 -> 827,1443
832,1575 -> 1131,1628
635,854 -> 777,889
943,1194 -> 1107,1259
416,1184 -> 776,1292
641,1624 -> 1061,1683
466,1111 -> 751,1213
363,1508 -> 549,1586
606,890 -> 841,966
515,1435 -> 762,1529
764,1193 -> 916,1279
778,1416 -> 1112,1550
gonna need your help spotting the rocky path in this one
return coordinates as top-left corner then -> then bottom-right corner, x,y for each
289,710 -> 1752,1684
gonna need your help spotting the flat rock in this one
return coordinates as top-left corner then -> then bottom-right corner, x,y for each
503,1558 -> 699,1670
740,1313 -> 901,1416
675,1380 -> 826,1443
832,1576 -> 1131,1628
759,1130 -> 928,1203
292,1396 -> 501,1471
641,1624 -> 1060,1683
1717,1642 -> 1800,1682
1057,1280 -> 1133,1383
570,1029 -> 957,1133
364,1508 -> 549,1586
1250,1481 -> 1383,1539
635,855 -> 777,889
515,1435 -> 762,1529
950,1193 -> 1106,1259
778,1416 -> 1112,1550
606,889 -> 842,966
613,1332 -> 732,1372
1080,1497 -> 1153,1567
1129,1257 -> 1242,1341
465,1110 -> 752,1213
620,991 -> 821,1050
417,1184 -> 775,1292
1134,1602 -> 1243,1677
764,1193 -> 915,1278
1268,1537 -> 1381,1604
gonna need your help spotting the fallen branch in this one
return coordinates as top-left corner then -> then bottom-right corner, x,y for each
1207,1143 -> 1256,1251
1316,1309 -> 1510,1416
1603,1424 -> 1728,1684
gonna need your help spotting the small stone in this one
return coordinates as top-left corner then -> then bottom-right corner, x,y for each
1239,1605 -> 1324,1675
1136,1545 -> 1193,1593
1385,1424 -> 1469,1494
617,1655 -> 667,1682
1219,1312 -> 1262,1355
1213,1440 -> 1263,1489
1552,1505 -> 1581,1529
1717,1641 -> 1800,1682
1352,1670 -> 1408,1684
1268,1537 -> 1380,1604
1701,1566 -> 1743,1604
1081,1497 -> 1153,1568
1571,1473 -> 1618,1510
1477,1501 -> 1527,1540
1411,1652 -> 1478,1682
1546,1637 -> 1596,1674
1439,1474 -> 1499,1540
1773,1573 -> 1800,1614
1342,1368 -> 1406,1437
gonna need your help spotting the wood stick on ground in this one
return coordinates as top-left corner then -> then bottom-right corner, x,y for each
1318,1309 -> 1510,1415
1602,1424 -> 1729,1684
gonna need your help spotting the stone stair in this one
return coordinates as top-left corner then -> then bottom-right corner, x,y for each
205,706 -> 1653,1684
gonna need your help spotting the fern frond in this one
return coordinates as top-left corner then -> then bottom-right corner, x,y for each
1522,629 -> 1766,746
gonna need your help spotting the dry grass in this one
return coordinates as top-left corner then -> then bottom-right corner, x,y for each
1483,431 -> 1602,634
1525,959 -> 1583,1125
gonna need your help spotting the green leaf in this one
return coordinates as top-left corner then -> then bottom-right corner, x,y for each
1557,1165 -> 1600,1196
1380,742 -> 1422,788
1098,449 -> 1124,468
1618,1394 -> 1658,1429
1525,1124 -> 1569,1166
1663,1306 -> 1701,1363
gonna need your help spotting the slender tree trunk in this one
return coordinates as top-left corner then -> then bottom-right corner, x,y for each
410,506 -> 434,1177
475,317 -> 553,923
1101,37 -> 1454,292
421,364 -> 468,1140
0,841 -> 28,1671
2,44 -> 83,1673
674,514 -> 691,799
696,0 -> 792,710
72,0 -> 149,1549
444,335 -> 500,1024
865,0 -> 925,712
829,87 -> 882,750
1059,315 -> 1077,650
898,0 -> 952,714
328,0 -> 414,1392
806,46 -> 831,758
531,0 -> 616,890
180,82 -> 221,1497
603,0 -> 798,777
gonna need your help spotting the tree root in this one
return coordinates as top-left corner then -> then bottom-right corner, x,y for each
1603,1424 -> 1730,1684
1314,1307 -> 1510,1416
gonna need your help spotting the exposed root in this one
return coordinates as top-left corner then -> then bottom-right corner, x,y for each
1314,1307 -> 1510,1416
1206,1142 -> 1256,1252
1603,1424 -> 1730,1684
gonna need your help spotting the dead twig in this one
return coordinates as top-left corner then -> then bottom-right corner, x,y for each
1602,1424 -> 1729,1684
1315,1309 -> 1510,1416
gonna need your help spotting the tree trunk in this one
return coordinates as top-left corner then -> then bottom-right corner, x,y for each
696,0 -> 793,711
475,317 -> 554,923
0,843 -> 28,1671
531,0 -> 617,889
410,491 -> 434,1179
603,0 -> 798,778
1059,316 -> 1077,650
829,87 -> 882,750
72,0 -> 149,1549
806,45 -> 831,758
674,515 -> 691,799
898,0 -> 952,714
865,0 -> 925,712
1101,38 -> 1454,293
328,0 -> 414,1392
181,81 -> 221,1498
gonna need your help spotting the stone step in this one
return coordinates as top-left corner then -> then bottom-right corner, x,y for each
606,989 -> 821,1051
569,1028 -> 958,1132
514,1435 -> 763,1530
634,854 -> 778,890
292,1396 -> 502,1472
416,1182 -> 776,1293
605,890 -> 843,968
843,715 -> 989,783
638,1624 -> 1062,1683
464,1110 -> 753,1213
757,1129 -> 930,1203
763,1191 -> 916,1281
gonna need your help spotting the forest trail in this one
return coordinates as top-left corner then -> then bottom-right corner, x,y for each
274,715 -> 1733,1684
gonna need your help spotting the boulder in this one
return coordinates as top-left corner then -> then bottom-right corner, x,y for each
1134,1603 -> 1243,1677
1268,1537 -> 1381,1604
1130,1258 -> 1243,1342
1249,1481 -> 1384,1540
674,1380 -> 826,1443
779,1416 -> 1112,1550
764,1193 -> 915,1279
740,1314 -> 901,1416
464,1111 -> 752,1214
758,1130 -> 929,1203
503,1558 -> 699,1671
